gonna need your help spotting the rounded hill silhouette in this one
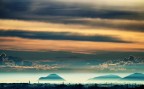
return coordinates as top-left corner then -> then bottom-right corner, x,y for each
122,73 -> 144,81
89,74 -> 121,81
39,74 -> 65,81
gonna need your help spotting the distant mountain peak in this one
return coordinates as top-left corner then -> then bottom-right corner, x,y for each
48,74 -> 58,76
122,73 -> 144,81
127,73 -> 144,76
39,74 -> 65,81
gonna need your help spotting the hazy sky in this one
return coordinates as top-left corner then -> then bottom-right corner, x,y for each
0,0 -> 144,74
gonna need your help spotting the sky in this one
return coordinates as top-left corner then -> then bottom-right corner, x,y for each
0,0 -> 144,76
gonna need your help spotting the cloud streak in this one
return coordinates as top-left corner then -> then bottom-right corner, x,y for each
1,19 -> 144,43
0,30 -> 130,43
0,37 -> 144,54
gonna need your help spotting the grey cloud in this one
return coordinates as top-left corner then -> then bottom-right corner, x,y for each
0,0 -> 144,20
105,56 -> 144,66
0,30 -> 131,43
0,52 -> 33,67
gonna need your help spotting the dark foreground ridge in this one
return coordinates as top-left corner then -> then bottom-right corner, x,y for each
0,83 -> 144,89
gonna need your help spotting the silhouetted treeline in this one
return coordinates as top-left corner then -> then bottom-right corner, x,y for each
0,83 -> 143,89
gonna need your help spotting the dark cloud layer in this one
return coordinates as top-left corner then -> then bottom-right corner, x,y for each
0,50 -> 144,73
1,0 -> 144,32
0,30 -> 130,43
0,0 -> 31,18
0,50 -> 144,62
0,0 -> 144,20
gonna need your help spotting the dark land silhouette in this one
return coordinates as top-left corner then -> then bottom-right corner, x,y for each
0,83 -> 144,89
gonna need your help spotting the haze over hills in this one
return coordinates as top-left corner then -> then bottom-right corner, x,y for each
39,74 -> 65,81
88,73 -> 144,83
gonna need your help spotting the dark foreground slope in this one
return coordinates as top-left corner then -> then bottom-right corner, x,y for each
0,83 -> 143,89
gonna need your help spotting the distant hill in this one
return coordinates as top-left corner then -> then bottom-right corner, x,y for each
39,74 -> 65,81
122,73 -> 144,81
89,74 -> 121,81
